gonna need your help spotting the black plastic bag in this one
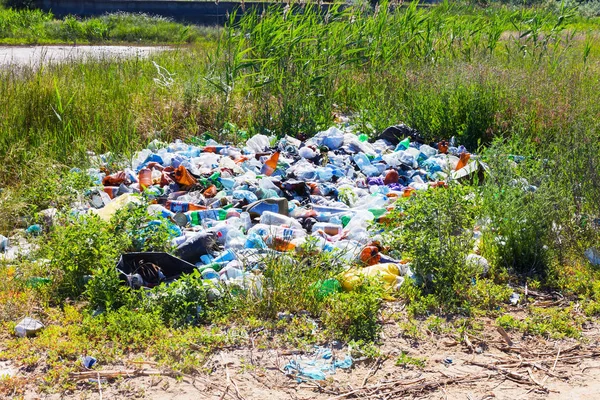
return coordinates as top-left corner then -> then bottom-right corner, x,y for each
175,231 -> 218,263
117,252 -> 196,288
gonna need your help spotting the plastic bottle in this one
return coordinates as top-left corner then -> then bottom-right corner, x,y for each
246,198 -> 289,217
187,209 -> 228,225
213,249 -> 236,263
240,212 -> 252,231
455,152 -> 470,171
259,211 -> 303,230
394,137 -> 410,152
311,223 -> 343,236
225,228 -> 246,250
245,231 -> 268,249
233,190 -> 258,203
138,167 -> 152,190
219,262 -> 245,280
316,167 -> 333,182
201,268 -> 220,280
166,201 -> 206,213
353,153 -> 379,177
261,152 -> 279,176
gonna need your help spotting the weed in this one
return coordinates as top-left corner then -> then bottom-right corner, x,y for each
496,306 -> 583,338
395,351 -> 426,369
322,280 -> 383,342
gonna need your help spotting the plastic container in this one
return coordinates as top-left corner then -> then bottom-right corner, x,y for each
259,211 -> 303,230
166,201 -> 206,213
261,152 -> 279,176
138,167 -> 152,190
246,198 -> 289,217
353,153 -> 379,177
311,222 -> 343,236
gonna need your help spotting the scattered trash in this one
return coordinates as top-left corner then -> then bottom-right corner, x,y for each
585,247 -> 600,266
0,235 -> 7,252
509,292 -> 520,305
25,224 -> 42,236
81,356 -> 97,369
15,317 -> 44,338
465,254 -> 490,277
25,277 -> 52,288
311,278 -> 342,300
443,357 -> 453,366
284,346 -> 353,381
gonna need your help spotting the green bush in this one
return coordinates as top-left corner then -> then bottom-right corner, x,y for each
147,270 -> 213,328
322,280 -> 383,342
85,264 -> 131,311
391,185 -> 479,310
110,201 -> 177,253
41,214 -> 121,300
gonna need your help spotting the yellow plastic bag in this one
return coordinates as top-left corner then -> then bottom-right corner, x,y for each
340,263 -> 403,294
91,193 -> 141,221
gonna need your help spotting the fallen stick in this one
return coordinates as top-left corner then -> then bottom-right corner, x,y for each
329,377 -> 425,400
465,361 -> 532,384
527,368 -> 547,391
69,369 -> 170,381
361,356 -> 385,387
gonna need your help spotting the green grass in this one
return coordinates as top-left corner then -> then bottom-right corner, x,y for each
0,8 -> 218,44
2,1 -> 600,393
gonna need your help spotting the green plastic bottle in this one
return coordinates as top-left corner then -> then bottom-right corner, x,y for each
396,137 -> 410,151
358,134 -> 369,142
312,278 -> 342,300
368,208 -> 387,219
340,215 -> 351,227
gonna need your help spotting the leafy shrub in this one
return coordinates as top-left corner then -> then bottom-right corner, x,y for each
235,250 -> 343,320
391,185 -> 479,311
41,214 -> 121,300
80,307 -> 166,352
322,280 -> 383,342
110,201 -> 177,253
85,264 -> 131,311
147,270 -> 213,328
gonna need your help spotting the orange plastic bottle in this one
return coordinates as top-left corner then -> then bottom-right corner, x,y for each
261,152 -> 280,176
455,152 -> 471,171
360,246 -> 381,266
383,169 -> 399,185
138,167 -> 152,190
438,140 -> 449,154
203,185 -> 218,198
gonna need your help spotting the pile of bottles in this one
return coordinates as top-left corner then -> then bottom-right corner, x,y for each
85,125 -> 476,291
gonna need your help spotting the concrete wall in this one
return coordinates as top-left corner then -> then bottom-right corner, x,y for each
33,0 -> 335,25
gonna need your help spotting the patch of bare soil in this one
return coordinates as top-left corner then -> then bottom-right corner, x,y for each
20,312 -> 600,400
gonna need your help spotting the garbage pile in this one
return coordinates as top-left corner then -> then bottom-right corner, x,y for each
80,125 -> 480,293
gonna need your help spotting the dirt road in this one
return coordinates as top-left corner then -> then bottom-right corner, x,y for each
0,45 -> 165,67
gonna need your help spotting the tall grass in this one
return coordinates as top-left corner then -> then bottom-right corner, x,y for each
0,8 -> 216,44
1,1 -> 600,237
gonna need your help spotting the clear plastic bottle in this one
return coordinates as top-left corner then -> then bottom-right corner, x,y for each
240,212 -> 252,232
311,223 -> 343,236
225,228 -> 247,251
353,153 -> 379,177
259,211 -> 303,230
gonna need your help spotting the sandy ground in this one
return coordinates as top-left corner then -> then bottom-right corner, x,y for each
0,46 -> 166,67
11,312 -> 600,400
